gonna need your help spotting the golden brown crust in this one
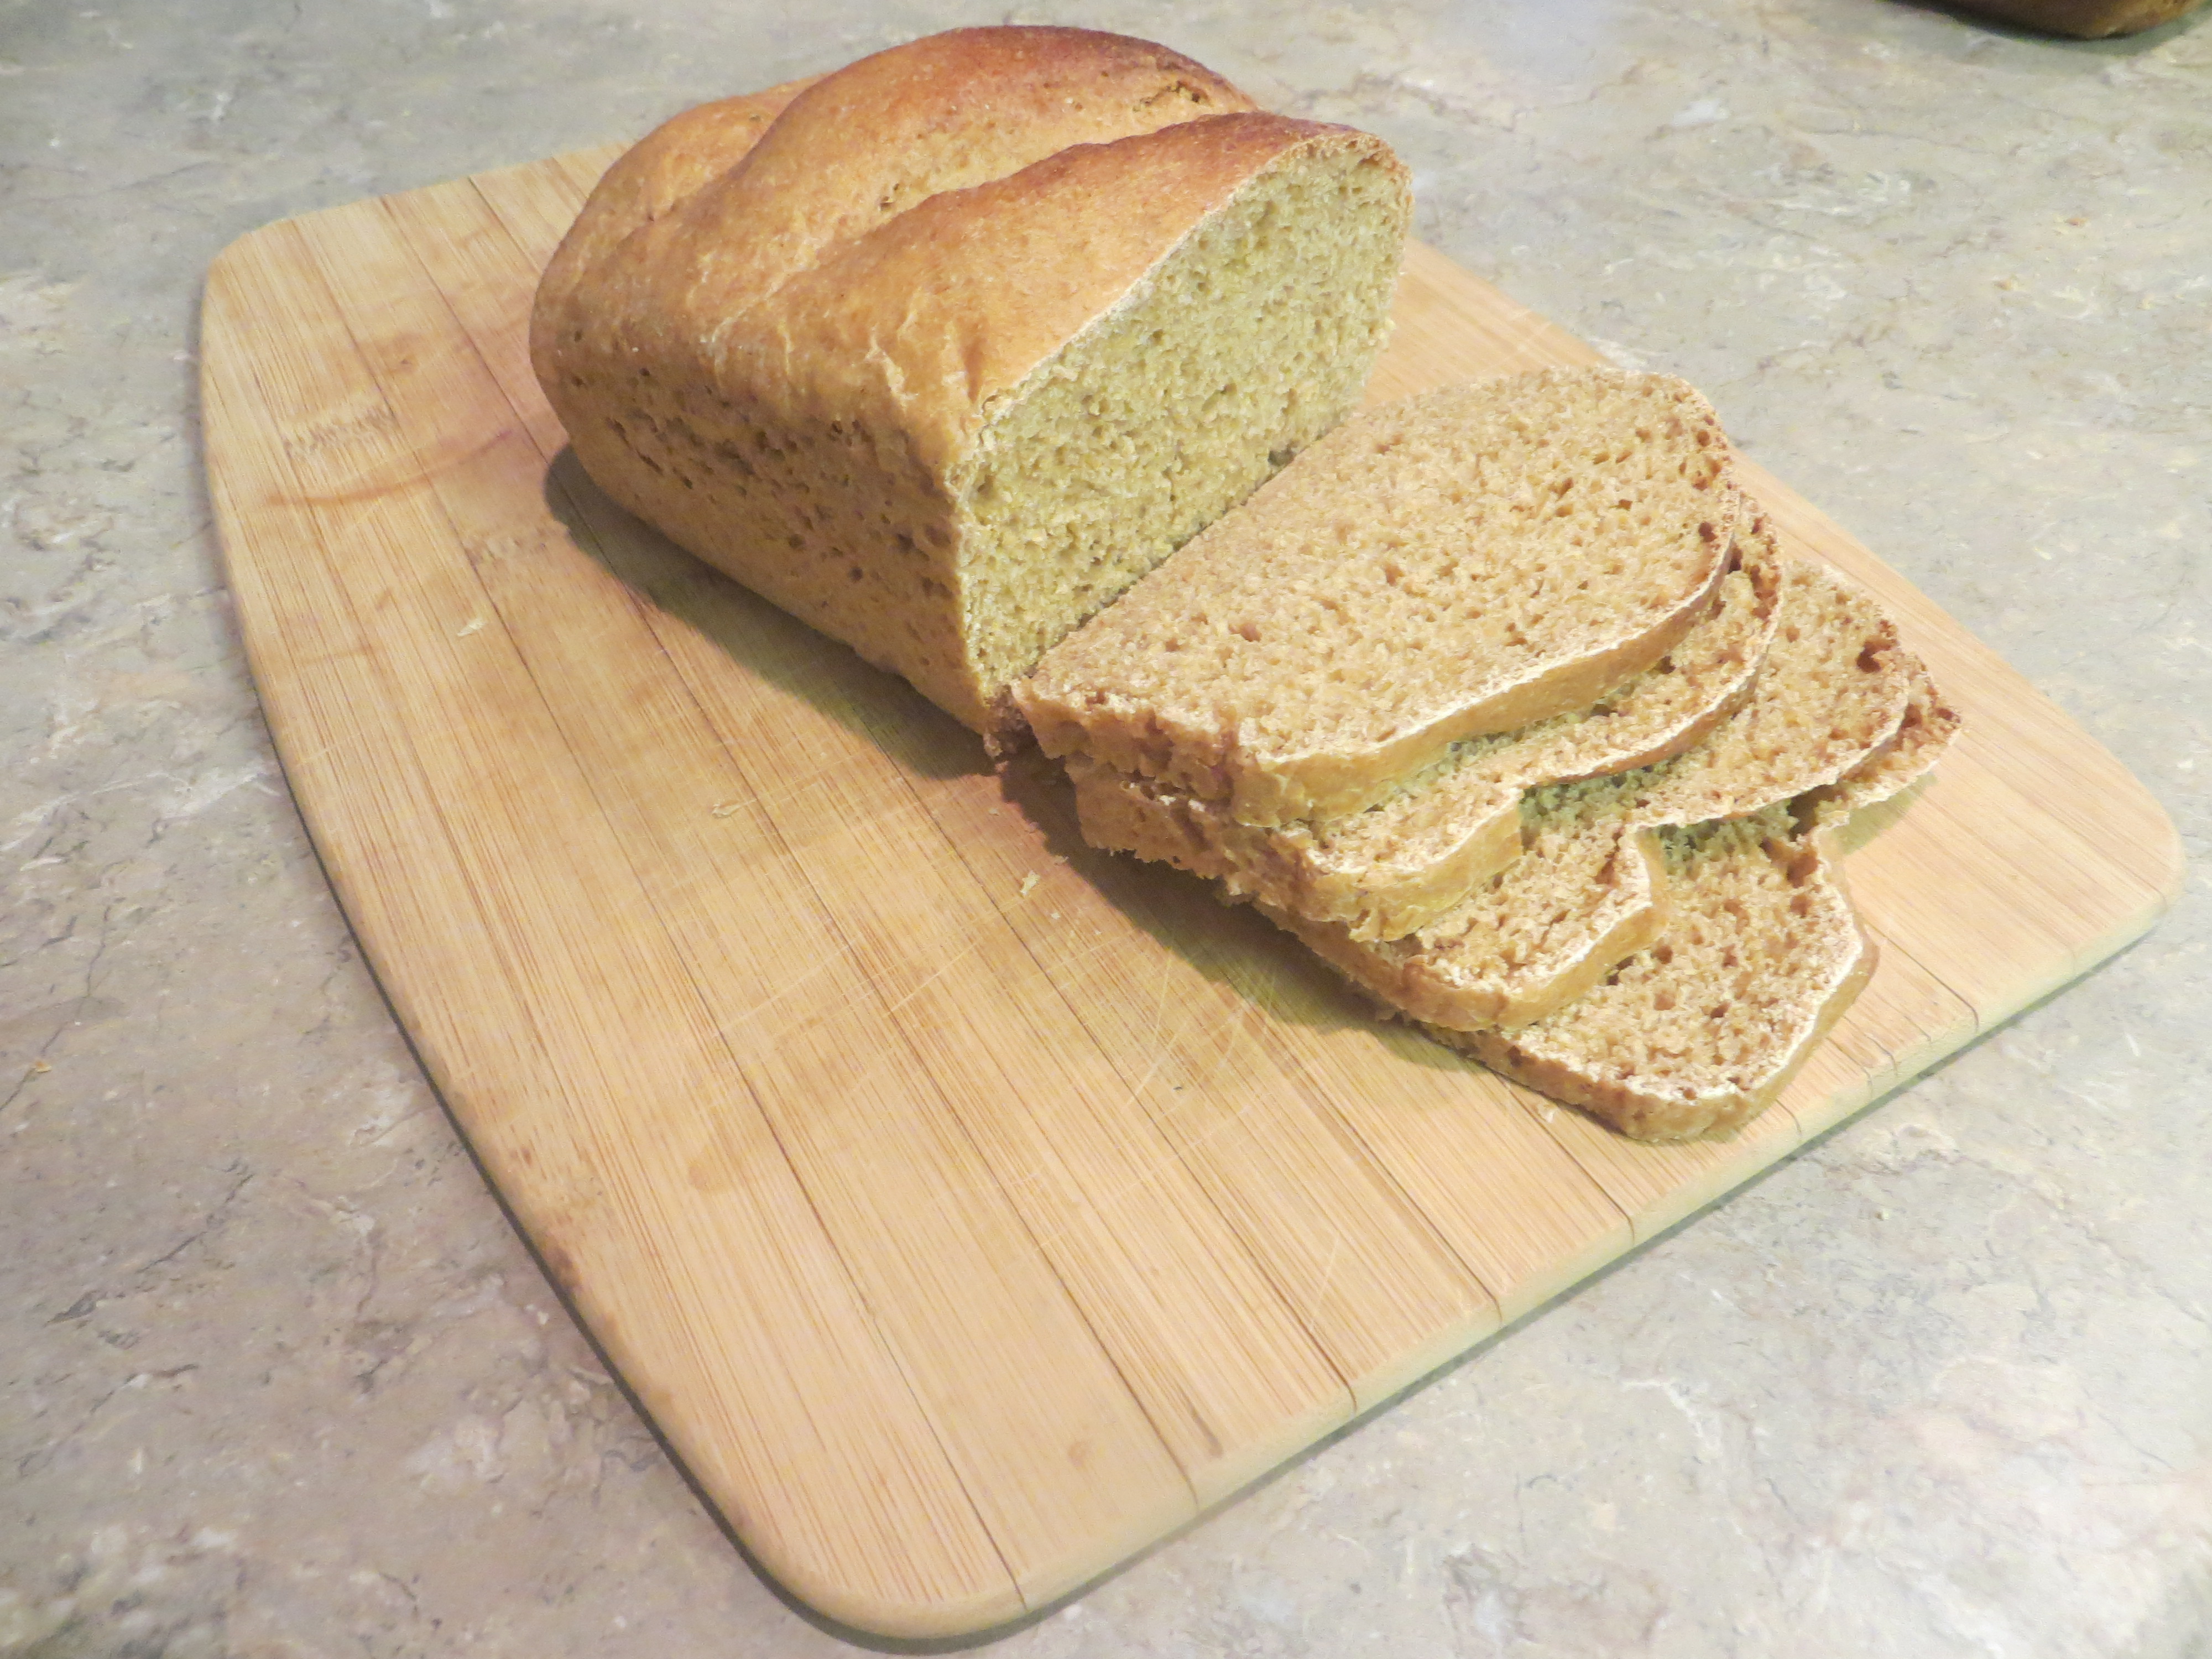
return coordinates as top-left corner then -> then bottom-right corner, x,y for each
530,79 -> 818,354
758,116 -> 1395,483
536,27 -> 1268,546
549,28 -> 1256,375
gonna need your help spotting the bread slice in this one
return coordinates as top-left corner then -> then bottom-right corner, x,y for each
1272,555 -> 1920,1032
1272,816 -> 1672,1032
1440,810 -> 1874,1141
1616,557 -> 1915,828
1072,514 -> 1787,940
1404,630 -> 1960,1141
534,27 -> 1411,740
1803,659 -> 1962,831
1018,368 -> 1743,825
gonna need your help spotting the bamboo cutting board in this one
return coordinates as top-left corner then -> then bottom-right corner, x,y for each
201,131 -> 2182,1639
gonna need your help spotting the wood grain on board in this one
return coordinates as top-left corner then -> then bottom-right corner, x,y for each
201,123 -> 2182,1638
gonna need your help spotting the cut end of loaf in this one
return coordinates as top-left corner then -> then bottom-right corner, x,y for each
957,129 -> 1410,718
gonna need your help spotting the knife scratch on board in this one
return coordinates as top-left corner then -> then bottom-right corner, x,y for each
716,953 -> 843,1042
879,934 -> 988,1018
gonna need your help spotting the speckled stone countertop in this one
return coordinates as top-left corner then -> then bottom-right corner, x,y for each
5,2 -> 2208,1653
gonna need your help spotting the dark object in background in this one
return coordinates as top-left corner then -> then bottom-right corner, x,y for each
1940,0 -> 2201,35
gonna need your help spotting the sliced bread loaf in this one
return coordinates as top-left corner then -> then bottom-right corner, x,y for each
1272,555 -> 1922,1032
1619,555 -> 1914,827
1017,368 -> 1743,824
535,27 -> 1411,739
1072,515 -> 1787,939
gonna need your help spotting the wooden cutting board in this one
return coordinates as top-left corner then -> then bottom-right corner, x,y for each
200,131 -> 2182,1640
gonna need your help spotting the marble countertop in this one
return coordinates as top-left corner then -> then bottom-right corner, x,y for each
5,1 -> 2207,1653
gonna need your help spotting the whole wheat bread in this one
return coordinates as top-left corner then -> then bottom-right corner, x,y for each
1275,555 -> 1924,1032
1073,515 -> 1788,938
1441,810 -> 1873,1141
1017,369 -> 1743,823
534,27 -> 1411,739
1422,658 -> 1960,1141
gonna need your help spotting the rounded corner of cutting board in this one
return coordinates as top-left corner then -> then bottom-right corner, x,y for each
764,1564 -> 1030,1646
205,216 -> 288,289
201,219 -> 297,370
2140,794 -> 2190,915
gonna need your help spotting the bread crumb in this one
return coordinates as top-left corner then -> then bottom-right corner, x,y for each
455,617 -> 486,637
1019,872 -> 1040,898
710,801 -> 745,819
30,1058 -> 51,1074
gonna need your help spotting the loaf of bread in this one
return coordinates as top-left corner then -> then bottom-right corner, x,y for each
532,27 -> 1412,739
1017,369 -> 1743,824
1276,554 -> 1922,1033
1071,514 -> 1787,939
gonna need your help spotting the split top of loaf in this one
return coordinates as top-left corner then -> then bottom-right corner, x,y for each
1016,368 -> 1742,825
533,27 -> 1412,739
